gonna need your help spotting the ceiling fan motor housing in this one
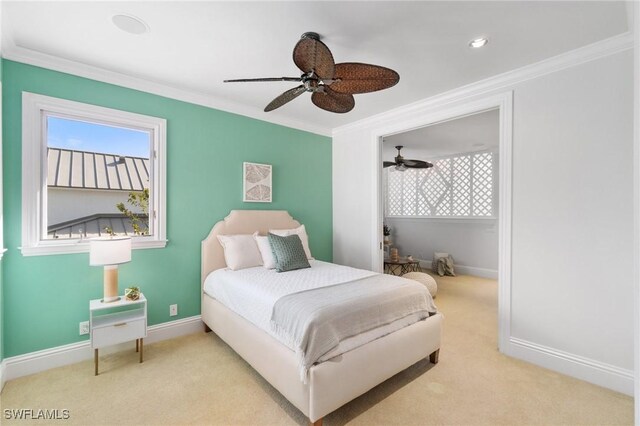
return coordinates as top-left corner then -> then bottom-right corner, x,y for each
301,32 -> 321,40
302,72 -> 322,92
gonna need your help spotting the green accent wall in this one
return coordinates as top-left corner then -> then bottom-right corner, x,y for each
2,59 -> 332,358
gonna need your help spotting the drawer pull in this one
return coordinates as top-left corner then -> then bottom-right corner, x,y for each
114,322 -> 128,327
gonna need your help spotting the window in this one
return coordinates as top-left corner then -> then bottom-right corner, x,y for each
22,92 -> 166,255
386,151 -> 496,218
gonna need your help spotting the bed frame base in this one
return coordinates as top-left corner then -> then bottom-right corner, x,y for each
200,211 -> 442,423
430,348 -> 440,364
202,294 -> 442,423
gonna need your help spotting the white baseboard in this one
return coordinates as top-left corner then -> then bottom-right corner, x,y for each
418,259 -> 498,279
143,315 -> 204,344
0,359 -> 6,392
414,259 -> 632,395
508,337 -> 634,396
1,315 -> 203,387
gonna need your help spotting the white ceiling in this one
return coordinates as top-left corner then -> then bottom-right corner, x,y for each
383,109 -> 499,161
2,1 -> 630,135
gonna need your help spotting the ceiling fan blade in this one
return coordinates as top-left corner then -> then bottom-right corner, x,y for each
224,77 -> 302,83
383,161 -> 396,168
330,63 -> 400,94
293,34 -> 335,80
264,85 -> 307,112
311,87 -> 355,113
403,159 -> 434,168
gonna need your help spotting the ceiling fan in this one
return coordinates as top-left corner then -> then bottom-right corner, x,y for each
384,146 -> 433,171
224,32 -> 400,114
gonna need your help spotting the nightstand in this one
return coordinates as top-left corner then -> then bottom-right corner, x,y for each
89,293 -> 147,375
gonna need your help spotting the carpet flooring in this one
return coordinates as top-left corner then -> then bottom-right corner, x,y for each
0,273 -> 633,425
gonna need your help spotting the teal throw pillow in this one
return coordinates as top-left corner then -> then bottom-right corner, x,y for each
268,233 -> 311,273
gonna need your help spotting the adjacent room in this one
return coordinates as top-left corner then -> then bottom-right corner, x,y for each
382,109 -> 499,280
381,110 -> 500,357
0,1 -> 638,425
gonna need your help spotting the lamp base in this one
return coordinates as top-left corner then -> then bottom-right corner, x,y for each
103,266 -> 120,303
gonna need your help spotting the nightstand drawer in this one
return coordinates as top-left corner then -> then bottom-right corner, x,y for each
92,318 -> 146,348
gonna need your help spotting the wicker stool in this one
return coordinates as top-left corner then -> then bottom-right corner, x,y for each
403,271 -> 438,298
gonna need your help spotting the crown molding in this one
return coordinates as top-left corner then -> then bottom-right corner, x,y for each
333,31 -> 634,136
1,30 -> 633,140
1,45 -> 332,137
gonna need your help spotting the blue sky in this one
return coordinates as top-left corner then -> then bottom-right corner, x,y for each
47,116 -> 150,158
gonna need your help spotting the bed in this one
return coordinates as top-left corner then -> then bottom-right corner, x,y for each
201,210 -> 442,425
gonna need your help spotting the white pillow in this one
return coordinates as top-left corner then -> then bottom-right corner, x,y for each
269,224 -> 313,259
253,232 -> 277,269
216,234 -> 263,271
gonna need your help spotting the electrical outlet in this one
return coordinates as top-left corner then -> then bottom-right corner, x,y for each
169,304 -> 178,317
79,321 -> 90,335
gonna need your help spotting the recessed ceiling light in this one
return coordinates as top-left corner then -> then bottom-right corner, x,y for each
112,14 -> 149,35
469,37 -> 488,49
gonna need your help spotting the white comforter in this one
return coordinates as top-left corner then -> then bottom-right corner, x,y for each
204,260 -> 432,362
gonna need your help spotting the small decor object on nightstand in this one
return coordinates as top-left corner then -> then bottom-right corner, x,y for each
125,286 -> 140,301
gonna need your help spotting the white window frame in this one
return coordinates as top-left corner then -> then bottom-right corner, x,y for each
21,92 -> 167,256
385,149 -> 498,220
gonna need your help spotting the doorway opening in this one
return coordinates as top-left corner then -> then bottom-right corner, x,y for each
372,92 -> 512,354
382,109 -> 499,277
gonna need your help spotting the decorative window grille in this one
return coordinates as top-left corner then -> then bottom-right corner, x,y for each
386,151 -> 495,218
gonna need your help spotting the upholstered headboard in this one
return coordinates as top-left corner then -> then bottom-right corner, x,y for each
201,210 -> 302,288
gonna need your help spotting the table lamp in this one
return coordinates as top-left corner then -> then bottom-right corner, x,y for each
90,237 -> 131,303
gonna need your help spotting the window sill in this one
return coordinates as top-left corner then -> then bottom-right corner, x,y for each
20,239 -> 168,257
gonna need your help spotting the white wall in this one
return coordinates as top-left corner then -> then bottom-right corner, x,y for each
385,218 -> 498,277
333,47 -> 634,392
508,51 -> 633,372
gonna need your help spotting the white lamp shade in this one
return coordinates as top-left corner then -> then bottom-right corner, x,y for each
90,237 -> 132,266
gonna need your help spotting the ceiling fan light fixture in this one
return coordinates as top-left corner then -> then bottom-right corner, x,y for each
469,37 -> 489,48
383,146 -> 431,170
112,14 -> 150,35
223,32 -> 399,113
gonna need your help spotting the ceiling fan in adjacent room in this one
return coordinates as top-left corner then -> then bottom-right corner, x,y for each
223,32 -> 400,113
383,145 -> 433,171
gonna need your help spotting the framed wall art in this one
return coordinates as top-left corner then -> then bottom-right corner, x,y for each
243,162 -> 272,203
